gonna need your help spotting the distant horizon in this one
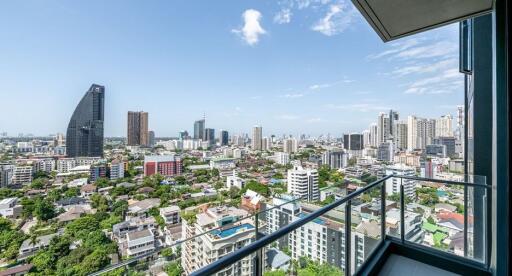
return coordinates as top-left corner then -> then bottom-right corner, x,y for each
0,1 -> 463,137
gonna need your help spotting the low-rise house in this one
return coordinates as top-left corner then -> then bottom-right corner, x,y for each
18,233 -> 59,259
125,229 -> 155,257
127,198 -> 161,218
67,178 -> 88,188
0,197 -> 22,218
435,203 -> 457,213
226,171 -> 246,189
55,197 -> 88,211
113,216 -> 156,240
80,184 -> 97,198
0,264 -> 33,276
265,248 -> 291,272
137,186 -> 155,194
159,205 -> 181,225
241,190 -> 264,212
56,205 -> 93,223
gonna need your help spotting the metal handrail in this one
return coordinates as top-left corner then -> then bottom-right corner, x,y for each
190,175 -> 393,276
90,185 -> 333,275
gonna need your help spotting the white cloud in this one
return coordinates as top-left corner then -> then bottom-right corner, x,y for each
403,68 -> 463,95
367,38 -> 423,60
309,83 -> 331,90
306,117 -> 324,123
280,93 -> 304,98
309,78 -> 354,90
274,9 -> 292,24
277,114 -> 300,120
391,58 -> 457,77
327,103 -> 391,112
368,37 -> 457,61
232,9 -> 266,46
311,3 -> 355,36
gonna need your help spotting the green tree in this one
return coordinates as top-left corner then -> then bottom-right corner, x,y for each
164,261 -> 183,276
33,198 -> 56,221
242,180 -> 269,196
264,271 -> 286,276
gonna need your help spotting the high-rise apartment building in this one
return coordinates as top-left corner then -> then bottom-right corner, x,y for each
181,206 -> 255,276
362,130 -> 371,148
274,152 -> 290,165
265,195 -> 301,249
0,165 -> 14,188
369,123 -> 378,147
66,84 -> 104,157
204,128 -> 215,146
407,116 -> 436,151
377,112 -> 390,144
127,111 -> 149,146
322,149 -> 347,170
385,164 -> 416,199
110,160 -> 125,180
194,119 -> 205,140
283,138 -> 298,153
144,155 -> 183,177
394,121 -> 408,151
251,125 -> 262,151
220,130 -> 229,146
148,131 -> 155,147
343,133 -> 364,150
435,115 -> 454,137
287,164 -> 319,202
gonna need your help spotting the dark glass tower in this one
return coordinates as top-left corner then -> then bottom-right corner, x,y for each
66,84 -> 105,157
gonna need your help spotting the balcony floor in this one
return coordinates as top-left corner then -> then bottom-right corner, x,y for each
378,254 -> 460,276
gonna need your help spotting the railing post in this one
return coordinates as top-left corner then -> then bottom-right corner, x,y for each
463,179 -> 468,257
381,182 -> 386,240
400,180 -> 405,243
345,200 -> 352,276
254,212 -> 263,276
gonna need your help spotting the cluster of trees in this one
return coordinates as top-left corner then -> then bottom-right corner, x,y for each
263,257 -> 344,276
318,165 -> 345,188
29,215 -> 118,275
0,217 -> 27,260
242,180 -> 270,196
416,187 -> 440,206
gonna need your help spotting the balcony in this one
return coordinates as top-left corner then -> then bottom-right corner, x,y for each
90,174 -> 491,276
187,174 -> 491,276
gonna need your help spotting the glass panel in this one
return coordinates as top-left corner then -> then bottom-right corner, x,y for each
384,177 -> 402,239
262,202 -> 347,276
401,174 -> 487,263
351,184 -> 384,273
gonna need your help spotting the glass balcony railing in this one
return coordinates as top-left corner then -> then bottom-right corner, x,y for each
90,174 -> 489,276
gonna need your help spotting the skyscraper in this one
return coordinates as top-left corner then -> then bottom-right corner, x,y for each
377,112 -> 390,144
127,111 -> 149,146
369,123 -> 378,147
407,116 -> 436,151
204,128 -> 215,146
194,119 -> 205,140
435,115 -> 454,137
220,130 -> 229,146
66,84 -> 104,157
252,125 -> 262,150
283,138 -> 298,153
343,133 -> 364,150
148,130 -> 155,147
394,121 -> 408,151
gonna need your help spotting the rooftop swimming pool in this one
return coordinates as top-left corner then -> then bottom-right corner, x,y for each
211,223 -> 254,238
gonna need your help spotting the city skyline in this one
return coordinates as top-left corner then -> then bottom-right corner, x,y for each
0,1 -> 462,136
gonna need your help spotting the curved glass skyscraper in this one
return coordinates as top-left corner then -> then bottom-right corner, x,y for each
66,84 -> 105,157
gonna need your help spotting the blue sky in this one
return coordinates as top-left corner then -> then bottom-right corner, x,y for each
0,0 -> 462,137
